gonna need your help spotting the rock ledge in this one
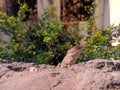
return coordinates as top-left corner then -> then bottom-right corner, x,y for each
0,59 -> 120,90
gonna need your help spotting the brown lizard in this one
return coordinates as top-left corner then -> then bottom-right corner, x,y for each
57,45 -> 83,68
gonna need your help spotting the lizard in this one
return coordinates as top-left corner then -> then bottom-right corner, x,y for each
57,45 -> 83,68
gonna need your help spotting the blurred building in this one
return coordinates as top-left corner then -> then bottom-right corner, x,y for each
0,0 -> 120,42
0,0 -> 120,28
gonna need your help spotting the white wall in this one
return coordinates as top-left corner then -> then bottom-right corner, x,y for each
37,0 -> 60,19
103,0 -> 110,27
103,0 -> 120,27
95,0 -> 104,28
109,0 -> 120,26
37,0 -> 52,18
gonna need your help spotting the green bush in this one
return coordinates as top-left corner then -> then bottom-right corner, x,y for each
0,3 -> 82,65
0,2 -> 119,65
79,16 -> 120,62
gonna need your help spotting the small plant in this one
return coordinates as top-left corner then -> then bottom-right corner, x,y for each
111,24 -> 120,46
78,16 -> 120,62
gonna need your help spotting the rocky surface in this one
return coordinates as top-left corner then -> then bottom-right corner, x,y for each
0,59 -> 120,90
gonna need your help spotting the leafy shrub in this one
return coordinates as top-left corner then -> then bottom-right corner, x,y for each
0,3 -> 82,65
0,2 -> 119,65
79,16 -> 120,62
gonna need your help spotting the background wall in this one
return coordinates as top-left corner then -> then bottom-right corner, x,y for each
109,0 -> 120,26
